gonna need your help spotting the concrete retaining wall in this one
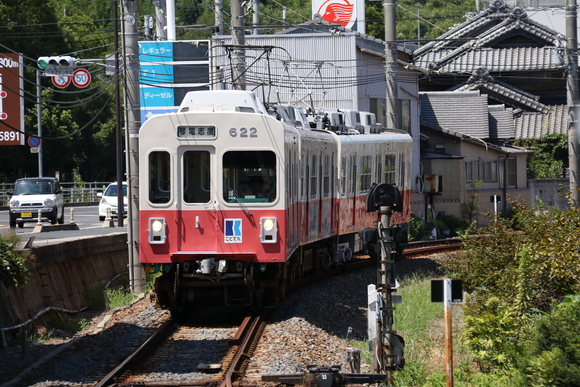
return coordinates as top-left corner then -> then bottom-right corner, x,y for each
0,234 -> 129,331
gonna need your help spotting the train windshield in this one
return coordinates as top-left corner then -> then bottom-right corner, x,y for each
223,151 -> 276,203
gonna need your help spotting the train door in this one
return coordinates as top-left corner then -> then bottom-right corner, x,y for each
179,148 -> 213,251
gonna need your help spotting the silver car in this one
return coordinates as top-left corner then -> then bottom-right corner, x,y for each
9,177 -> 64,228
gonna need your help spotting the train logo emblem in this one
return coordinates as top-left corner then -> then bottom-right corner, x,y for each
224,219 -> 242,243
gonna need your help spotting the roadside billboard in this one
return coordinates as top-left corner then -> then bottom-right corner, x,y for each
0,53 -> 25,145
312,0 -> 365,33
139,40 -> 210,122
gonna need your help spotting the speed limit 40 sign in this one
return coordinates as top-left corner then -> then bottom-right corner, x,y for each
72,68 -> 91,88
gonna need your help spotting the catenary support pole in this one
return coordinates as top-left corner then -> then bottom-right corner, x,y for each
123,0 -> 145,293
231,0 -> 246,89
115,0 -> 124,228
384,0 -> 399,129
566,0 -> 580,207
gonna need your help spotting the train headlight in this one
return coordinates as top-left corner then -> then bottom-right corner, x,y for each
149,217 -> 167,244
260,217 -> 277,243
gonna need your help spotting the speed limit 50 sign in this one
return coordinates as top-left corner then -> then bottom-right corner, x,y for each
72,68 -> 91,88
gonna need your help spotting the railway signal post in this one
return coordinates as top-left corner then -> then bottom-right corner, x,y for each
365,183 -> 405,384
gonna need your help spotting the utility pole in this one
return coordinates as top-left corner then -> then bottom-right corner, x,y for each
567,0 -> 580,207
384,0 -> 399,129
115,0 -> 124,228
215,0 -> 224,35
36,70 -> 43,177
122,0 -> 145,293
231,0 -> 246,89
153,0 -> 167,40
252,0 -> 260,35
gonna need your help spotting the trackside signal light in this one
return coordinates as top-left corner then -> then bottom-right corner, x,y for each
37,56 -> 78,69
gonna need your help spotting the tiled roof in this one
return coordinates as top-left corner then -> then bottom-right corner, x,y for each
488,105 -> 515,139
451,68 -> 552,113
412,0 -> 565,73
514,105 -> 568,139
420,91 -> 489,137
414,46 -> 564,73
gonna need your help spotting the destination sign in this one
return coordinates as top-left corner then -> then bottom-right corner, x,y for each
177,126 -> 216,139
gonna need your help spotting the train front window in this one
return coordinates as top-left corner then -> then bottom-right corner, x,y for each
223,151 -> 276,203
149,151 -> 171,203
183,151 -> 211,203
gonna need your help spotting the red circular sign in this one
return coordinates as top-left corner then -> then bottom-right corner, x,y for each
72,68 -> 91,88
28,136 -> 41,147
52,75 -> 71,88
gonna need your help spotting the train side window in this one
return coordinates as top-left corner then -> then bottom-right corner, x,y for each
183,150 -> 211,203
223,150 -> 276,203
384,153 -> 396,185
360,154 -> 372,193
376,151 -> 382,185
323,154 -> 330,197
310,154 -> 318,199
149,151 -> 171,204
341,156 -> 346,196
349,154 -> 356,195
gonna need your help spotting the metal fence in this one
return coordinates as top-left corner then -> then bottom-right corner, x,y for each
0,181 -> 112,207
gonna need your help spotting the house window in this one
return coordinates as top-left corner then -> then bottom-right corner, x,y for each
434,143 -> 445,154
466,160 -> 498,182
499,157 -> 517,188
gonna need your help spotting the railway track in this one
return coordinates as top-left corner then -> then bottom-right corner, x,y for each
94,314 -> 267,387
400,238 -> 463,258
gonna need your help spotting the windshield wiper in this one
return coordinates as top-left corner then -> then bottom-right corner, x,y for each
230,190 -> 252,216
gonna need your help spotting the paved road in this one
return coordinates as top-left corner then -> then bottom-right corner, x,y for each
0,205 -> 127,246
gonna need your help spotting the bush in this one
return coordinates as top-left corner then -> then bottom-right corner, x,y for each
0,232 -> 32,288
517,295 -> 580,386
435,211 -> 466,237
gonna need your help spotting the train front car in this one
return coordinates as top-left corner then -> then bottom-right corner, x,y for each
139,90 -> 291,312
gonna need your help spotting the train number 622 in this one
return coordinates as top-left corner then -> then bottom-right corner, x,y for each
229,127 -> 258,138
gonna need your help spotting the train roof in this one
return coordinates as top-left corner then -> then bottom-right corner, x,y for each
179,90 -> 268,115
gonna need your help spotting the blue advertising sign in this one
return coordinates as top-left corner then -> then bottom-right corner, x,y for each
139,40 -> 210,122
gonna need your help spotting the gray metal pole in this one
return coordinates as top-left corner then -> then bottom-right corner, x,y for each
153,0 -> 168,40
36,70 -> 43,177
567,0 -> 580,207
252,0 -> 260,35
215,0 -> 224,35
384,0 -> 399,129
115,0 -> 124,228
123,0 -> 145,293
231,0 -> 246,89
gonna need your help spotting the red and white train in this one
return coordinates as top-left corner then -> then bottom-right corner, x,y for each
139,90 -> 413,312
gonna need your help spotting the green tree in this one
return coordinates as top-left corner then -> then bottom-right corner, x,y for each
516,133 -> 568,179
